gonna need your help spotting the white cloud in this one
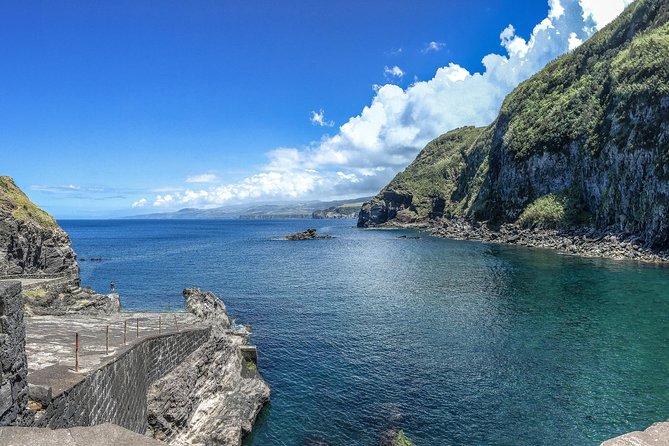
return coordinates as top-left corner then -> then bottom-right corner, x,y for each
153,194 -> 174,206
132,198 -> 147,208
422,41 -> 446,53
384,65 -> 405,78
568,32 -> 584,50
310,109 -> 334,127
580,0 -> 635,30
186,173 -> 219,183
141,0 -> 634,209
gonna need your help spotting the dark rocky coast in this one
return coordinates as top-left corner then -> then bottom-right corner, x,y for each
378,218 -> 669,263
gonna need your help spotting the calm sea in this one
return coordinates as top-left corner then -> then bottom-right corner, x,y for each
60,219 -> 669,446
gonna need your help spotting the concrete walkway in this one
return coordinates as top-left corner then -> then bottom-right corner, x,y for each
24,311 -> 206,397
0,423 -> 164,445
25,311 -> 203,374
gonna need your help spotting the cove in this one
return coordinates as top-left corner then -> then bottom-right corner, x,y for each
61,219 -> 669,446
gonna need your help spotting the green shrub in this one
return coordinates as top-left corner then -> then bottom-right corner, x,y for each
517,194 -> 567,228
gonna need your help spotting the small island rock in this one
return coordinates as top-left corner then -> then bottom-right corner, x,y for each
285,229 -> 335,240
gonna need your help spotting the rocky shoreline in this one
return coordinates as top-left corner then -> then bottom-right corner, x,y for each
374,218 -> 669,264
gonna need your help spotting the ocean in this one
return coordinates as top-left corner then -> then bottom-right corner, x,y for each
61,218 -> 669,446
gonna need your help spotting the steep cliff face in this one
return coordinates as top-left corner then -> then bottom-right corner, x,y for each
359,0 -> 669,248
0,177 -> 78,277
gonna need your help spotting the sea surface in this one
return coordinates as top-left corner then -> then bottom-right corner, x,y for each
60,219 -> 669,446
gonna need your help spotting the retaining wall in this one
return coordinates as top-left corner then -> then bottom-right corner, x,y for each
0,281 -> 28,425
34,327 -> 210,433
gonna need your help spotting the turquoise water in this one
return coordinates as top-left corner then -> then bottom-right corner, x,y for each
61,219 -> 669,445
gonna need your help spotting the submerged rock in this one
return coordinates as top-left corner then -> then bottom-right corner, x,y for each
285,228 -> 335,240
379,430 -> 415,446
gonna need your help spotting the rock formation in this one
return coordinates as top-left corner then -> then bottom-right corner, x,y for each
285,229 -> 335,240
0,177 -> 77,278
22,283 -> 120,316
147,288 -> 269,445
358,0 -> 669,256
0,176 -> 118,315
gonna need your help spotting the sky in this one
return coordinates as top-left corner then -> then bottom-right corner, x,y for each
0,0 -> 633,218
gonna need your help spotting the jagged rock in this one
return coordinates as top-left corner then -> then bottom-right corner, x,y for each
285,229 -> 335,240
183,287 -> 231,328
146,289 -> 269,445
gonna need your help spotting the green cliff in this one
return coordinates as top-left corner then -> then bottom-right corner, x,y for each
359,0 -> 669,248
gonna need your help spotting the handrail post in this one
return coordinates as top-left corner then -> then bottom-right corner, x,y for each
105,325 -> 109,355
75,332 -> 79,372
136,318 -> 139,338
124,320 -> 127,345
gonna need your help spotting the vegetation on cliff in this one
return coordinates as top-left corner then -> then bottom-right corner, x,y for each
0,176 -> 77,276
0,176 -> 57,230
359,0 -> 669,247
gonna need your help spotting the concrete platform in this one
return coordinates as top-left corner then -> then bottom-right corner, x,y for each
25,311 -> 205,396
0,422 -> 164,445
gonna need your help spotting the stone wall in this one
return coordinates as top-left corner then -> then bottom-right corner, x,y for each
0,281 -> 28,425
34,327 -> 210,433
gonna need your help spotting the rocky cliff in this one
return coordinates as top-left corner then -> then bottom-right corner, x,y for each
0,177 -> 78,277
359,0 -> 669,250
0,176 -> 118,314
147,288 -> 270,445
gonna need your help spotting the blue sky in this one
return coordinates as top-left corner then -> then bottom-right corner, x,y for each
1,0 -> 632,218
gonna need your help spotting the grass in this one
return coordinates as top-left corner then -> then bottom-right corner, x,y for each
0,176 -> 58,229
517,194 -> 567,228
23,289 -> 47,298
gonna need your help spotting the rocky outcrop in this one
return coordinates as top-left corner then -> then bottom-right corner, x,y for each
22,281 -> 120,316
285,229 -> 335,240
183,287 -> 231,327
0,177 -> 78,278
359,0 -> 669,254
601,421 -> 669,445
0,177 -> 120,315
147,288 -> 269,445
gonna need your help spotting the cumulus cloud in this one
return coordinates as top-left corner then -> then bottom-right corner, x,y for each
186,173 -> 219,183
132,198 -> 147,208
140,0 -> 634,210
384,65 -> 405,78
422,41 -> 446,53
580,0 -> 635,30
310,109 -> 334,127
